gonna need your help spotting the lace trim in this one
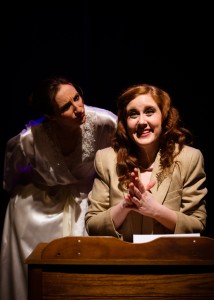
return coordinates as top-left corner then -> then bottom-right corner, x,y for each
42,110 -> 96,168
81,111 -> 96,161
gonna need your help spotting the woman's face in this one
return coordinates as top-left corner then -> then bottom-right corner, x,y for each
52,84 -> 86,127
126,93 -> 162,149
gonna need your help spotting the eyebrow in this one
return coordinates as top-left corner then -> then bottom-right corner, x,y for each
59,101 -> 72,112
58,92 -> 80,112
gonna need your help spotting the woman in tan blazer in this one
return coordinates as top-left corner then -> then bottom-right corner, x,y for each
85,83 -> 207,242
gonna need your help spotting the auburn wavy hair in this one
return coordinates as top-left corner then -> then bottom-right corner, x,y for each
112,83 -> 192,186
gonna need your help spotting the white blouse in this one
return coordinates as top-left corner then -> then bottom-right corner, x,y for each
1,105 -> 117,300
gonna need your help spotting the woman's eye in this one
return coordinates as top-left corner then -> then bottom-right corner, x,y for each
127,111 -> 138,118
59,102 -> 72,113
145,108 -> 155,115
73,94 -> 80,101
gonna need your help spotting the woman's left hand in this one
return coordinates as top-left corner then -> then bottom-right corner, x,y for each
127,168 -> 156,215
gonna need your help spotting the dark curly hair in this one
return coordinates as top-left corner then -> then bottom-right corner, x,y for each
28,76 -> 83,117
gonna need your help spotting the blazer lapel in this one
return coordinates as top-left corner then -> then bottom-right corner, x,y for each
150,152 -> 175,205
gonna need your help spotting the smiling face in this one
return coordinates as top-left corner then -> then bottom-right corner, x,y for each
126,93 -> 162,151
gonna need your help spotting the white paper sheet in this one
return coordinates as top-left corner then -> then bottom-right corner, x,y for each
133,233 -> 200,243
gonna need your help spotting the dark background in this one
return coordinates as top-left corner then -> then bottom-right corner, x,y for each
1,1 -> 213,239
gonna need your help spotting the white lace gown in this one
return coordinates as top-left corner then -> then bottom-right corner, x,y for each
0,105 -> 117,300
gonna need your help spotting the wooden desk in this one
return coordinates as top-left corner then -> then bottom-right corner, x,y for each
26,236 -> 214,299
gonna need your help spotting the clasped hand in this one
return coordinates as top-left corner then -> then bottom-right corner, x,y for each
123,168 -> 156,215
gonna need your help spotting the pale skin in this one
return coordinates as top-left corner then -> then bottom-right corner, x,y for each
46,84 -> 86,155
110,93 -> 177,231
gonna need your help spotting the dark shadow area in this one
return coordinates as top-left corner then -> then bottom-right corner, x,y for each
1,1 -> 213,240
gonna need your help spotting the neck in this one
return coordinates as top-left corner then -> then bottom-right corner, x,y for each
139,163 -> 154,172
50,121 -> 82,155
138,146 -> 159,170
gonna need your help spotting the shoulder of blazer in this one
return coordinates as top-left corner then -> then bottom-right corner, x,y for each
176,145 -> 203,160
97,146 -> 115,156
96,147 -> 117,166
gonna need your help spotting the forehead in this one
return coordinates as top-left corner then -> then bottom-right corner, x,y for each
55,84 -> 77,104
126,94 -> 157,109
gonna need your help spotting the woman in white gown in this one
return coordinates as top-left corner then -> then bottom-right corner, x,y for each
0,76 -> 117,300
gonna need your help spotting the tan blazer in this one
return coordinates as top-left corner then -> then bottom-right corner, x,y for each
85,145 -> 207,242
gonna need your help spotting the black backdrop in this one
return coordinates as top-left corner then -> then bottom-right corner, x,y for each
1,1 -> 213,238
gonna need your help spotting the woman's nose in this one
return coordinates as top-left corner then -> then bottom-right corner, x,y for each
73,105 -> 83,116
73,103 -> 81,112
138,114 -> 147,125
